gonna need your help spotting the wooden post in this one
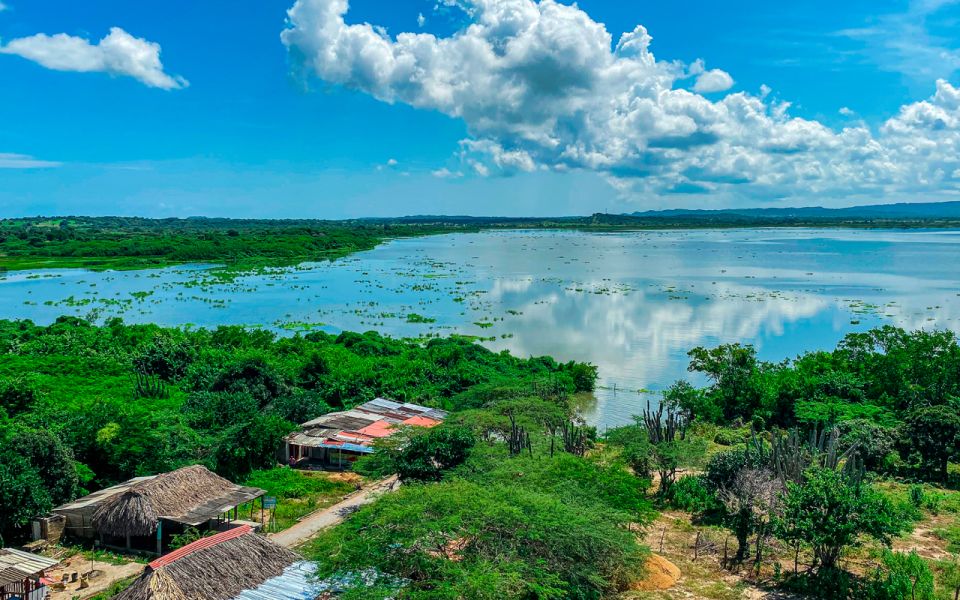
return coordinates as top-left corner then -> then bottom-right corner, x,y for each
156,520 -> 163,555
694,531 -> 701,561
125,533 -> 131,552
260,496 -> 264,527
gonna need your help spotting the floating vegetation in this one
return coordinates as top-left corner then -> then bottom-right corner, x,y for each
406,313 -> 436,324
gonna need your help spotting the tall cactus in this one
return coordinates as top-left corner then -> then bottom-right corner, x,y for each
642,400 -> 688,444
770,424 -> 862,486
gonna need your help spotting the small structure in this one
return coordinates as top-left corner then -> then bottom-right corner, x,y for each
114,525 -> 320,600
52,465 -> 265,555
283,398 -> 447,470
0,548 -> 59,600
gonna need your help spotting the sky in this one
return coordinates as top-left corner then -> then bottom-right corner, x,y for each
1,0 -> 959,218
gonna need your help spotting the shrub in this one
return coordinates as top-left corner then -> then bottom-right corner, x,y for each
704,443 -> 768,492
668,475 -> 719,514
774,469 -> 901,572
713,428 -> 747,446
395,426 -> 476,482
862,550 -> 935,600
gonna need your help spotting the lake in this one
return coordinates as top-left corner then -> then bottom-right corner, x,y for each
3,228 -> 959,429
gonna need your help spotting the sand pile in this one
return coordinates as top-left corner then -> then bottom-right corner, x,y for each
631,554 -> 681,591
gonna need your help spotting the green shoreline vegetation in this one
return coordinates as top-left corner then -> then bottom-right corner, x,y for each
3,214 -> 960,273
4,316 -> 960,597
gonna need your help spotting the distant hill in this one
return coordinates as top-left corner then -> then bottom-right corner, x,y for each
627,201 -> 960,220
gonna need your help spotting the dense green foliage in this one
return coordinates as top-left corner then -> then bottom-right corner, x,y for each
774,469 -> 900,571
0,217 -> 470,271
0,317 -> 594,539
305,443 -> 652,599
682,326 -> 960,482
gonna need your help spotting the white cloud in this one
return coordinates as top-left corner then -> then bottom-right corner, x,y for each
387,158 -> 398,166
837,0 -> 960,85
417,12 -> 426,27
432,167 -> 463,178
282,0 -> 960,203
0,153 -> 61,169
0,27 -> 186,89
839,106 -> 855,116
693,68 -> 734,93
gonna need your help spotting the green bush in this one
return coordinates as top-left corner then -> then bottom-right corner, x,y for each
668,475 -> 718,514
862,551 -> 935,600
713,428 -> 747,446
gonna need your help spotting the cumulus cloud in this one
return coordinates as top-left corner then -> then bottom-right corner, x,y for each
693,68 -> 734,93
282,0 -> 960,202
0,27 -> 186,89
0,153 -> 61,169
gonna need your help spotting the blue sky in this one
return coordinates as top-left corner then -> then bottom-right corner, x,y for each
1,0 -> 959,218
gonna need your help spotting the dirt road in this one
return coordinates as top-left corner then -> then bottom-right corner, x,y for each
269,475 -> 398,548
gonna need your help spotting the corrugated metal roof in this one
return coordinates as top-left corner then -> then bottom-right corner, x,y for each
365,398 -> 403,411
164,485 -> 265,526
0,548 -> 60,584
232,561 -> 321,600
149,525 -> 252,569
54,476 -> 155,512
285,399 -> 446,455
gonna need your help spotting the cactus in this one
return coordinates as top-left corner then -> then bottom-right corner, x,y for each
770,424 -> 863,486
133,369 -> 169,399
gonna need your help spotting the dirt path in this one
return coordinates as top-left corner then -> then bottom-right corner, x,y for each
46,555 -> 144,600
269,475 -> 398,548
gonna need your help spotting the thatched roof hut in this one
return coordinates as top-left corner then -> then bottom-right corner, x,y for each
90,465 -> 264,538
114,526 -> 304,600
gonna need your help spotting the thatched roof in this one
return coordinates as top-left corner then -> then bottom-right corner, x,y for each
92,465 -> 265,537
114,526 -> 301,600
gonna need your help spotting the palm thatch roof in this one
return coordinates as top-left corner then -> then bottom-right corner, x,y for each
114,526 -> 301,600
92,465 -> 265,537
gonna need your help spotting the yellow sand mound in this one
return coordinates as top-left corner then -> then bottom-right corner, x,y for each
631,554 -> 681,591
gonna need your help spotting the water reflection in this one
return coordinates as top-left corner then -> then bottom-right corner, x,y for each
1,229 -> 958,428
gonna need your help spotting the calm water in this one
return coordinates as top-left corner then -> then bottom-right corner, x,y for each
3,228 -> 959,428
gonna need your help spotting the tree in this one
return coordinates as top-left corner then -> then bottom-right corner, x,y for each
307,480 -> 645,599
718,467 -> 782,565
687,343 -> 763,421
395,426 -> 476,482
0,452 -> 51,541
6,426 -> 80,505
210,357 -> 287,407
0,376 -> 38,417
902,405 -> 960,481
774,468 -> 899,572
663,379 -> 720,423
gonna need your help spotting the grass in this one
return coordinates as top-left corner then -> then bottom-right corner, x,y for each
86,576 -> 137,600
240,467 -> 358,531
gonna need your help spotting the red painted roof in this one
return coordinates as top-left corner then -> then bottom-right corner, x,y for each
355,419 -> 396,438
149,525 -> 252,569
403,415 -> 441,428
